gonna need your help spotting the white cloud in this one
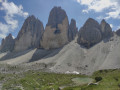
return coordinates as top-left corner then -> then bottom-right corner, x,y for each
0,34 -> 6,39
96,16 -> 104,20
12,35 -> 15,39
4,15 -> 18,30
110,24 -> 113,28
82,9 -> 89,13
0,0 -> 28,38
117,26 -> 120,30
77,0 -> 116,12
105,8 -> 120,19
0,22 -> 9,34
76,0 -> 120,20
1,1 -> 28,17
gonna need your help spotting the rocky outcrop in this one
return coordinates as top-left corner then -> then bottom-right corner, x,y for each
14,15 -> 44,52
116,29 -> 120,36
77,18 -> 114,48
77,18 -> 102,48
100,19 -> 113,39
68,19 -> 78,41
41,7 -> 69,49
0,34 -> 15,52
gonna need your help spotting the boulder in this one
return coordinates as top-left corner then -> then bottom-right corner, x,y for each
68,19 -> 78,41
0,33 -> 15,52
41,7 -> 69,49
100,19 -> 113,39
14,15 -> 44,52
77,18 -> 102,48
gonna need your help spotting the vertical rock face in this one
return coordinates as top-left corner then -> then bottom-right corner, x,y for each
68,19 -> 78,41
116,29 -> 120,36
41,7 -> 69,49
100,19 -> 113,39
0,34 -> 15,52
77,18 -> 102,48
77,18 -> 114,48
14,15 -> 44,52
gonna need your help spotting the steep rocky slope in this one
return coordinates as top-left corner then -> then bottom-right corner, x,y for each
0,34 -> 15,52
77,18 -> 102,48
68,19 -> 78,41
116,29 -> 120,36
14,15 -> 44,52
100,19 -> 113,38
0,35 -> 120,75
0,9 -> 119,75
34,35 -> 120,75
41,7 -> 69,49
77,18 -> 113,48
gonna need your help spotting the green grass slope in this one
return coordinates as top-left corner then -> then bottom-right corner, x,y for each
0,69 -> 120,90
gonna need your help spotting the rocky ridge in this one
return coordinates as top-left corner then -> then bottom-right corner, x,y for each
0,6 -> 119,75
77,18 -> 113,48
0,34 -> 15,52
0,7 -> 114,52
77,18 -> 102,48
100,19 -> 113,39
14,15 -> 44,52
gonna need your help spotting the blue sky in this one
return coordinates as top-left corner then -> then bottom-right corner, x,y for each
0,0 -> 120,42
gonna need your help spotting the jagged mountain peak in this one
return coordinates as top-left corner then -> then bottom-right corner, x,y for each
0,33 -> 15,52
68,18 -> 78,41
14,15 -> 44,52
77,18 -> 102,48
100,19 -> 113,39
41,7 -> 69,49
47,6 -> 68,28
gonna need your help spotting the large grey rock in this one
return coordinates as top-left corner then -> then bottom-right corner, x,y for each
116,29 -> 120,36
46,7 -> 67,28
41,7 -> 69,49
100,19 -> 113,39
0,34 -> 15,52
14,15 -> 44,52
68,19 -> 78,41
77,18 -> 102,48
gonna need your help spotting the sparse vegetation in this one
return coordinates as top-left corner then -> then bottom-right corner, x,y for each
0,69 -> 120,90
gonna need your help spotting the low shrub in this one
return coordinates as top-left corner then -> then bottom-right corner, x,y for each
95,77 -> 102,82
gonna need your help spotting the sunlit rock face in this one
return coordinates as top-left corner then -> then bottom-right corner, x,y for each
41,7 -> 69,49
100,19 -> 113,39
68,19 -> 78,41
77,18 -> 102,48
14,15 -> 44,52
0,34 -> 15,52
